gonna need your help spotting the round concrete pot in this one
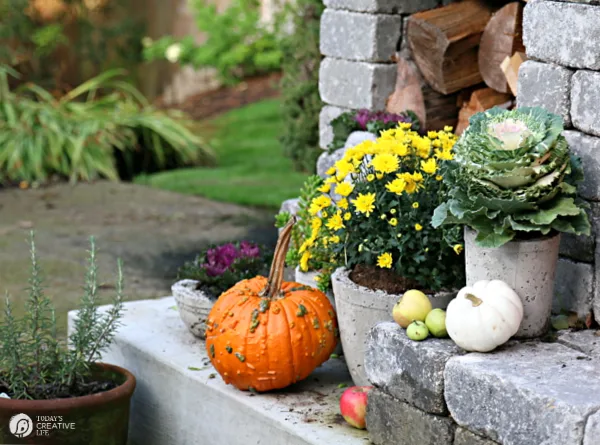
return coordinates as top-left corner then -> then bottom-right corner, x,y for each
295,266 -> 343,356
464,228 -> 560,338
172,279 -> 215,339
331,267 -> 456,386
0,363 -> 135,445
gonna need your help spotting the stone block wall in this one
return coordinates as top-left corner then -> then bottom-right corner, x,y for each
365,323 -> 600,445
318,0 -> 447,150
518,0 -> 600,324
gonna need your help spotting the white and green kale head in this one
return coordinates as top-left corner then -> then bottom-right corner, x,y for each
433,107 -> 590,248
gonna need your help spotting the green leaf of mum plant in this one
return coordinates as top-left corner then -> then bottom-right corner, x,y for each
433,107 -> 590,248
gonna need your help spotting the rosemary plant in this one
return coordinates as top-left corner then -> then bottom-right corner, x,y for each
0,233 -> 125,400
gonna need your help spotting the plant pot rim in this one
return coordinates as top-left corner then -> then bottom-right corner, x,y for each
464,227 -> 561,243
0,362 -> 136,411
331,267 -> 455,298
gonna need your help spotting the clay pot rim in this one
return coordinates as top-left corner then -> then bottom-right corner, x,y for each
0,362 -> 135,411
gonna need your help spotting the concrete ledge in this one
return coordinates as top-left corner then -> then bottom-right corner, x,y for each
69,297 -> 367,445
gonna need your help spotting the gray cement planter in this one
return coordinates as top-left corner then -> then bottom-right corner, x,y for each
464,228 -> 560,339
331,267 -> 455,386
295,266 -> 344,356
171,279 -> 215,339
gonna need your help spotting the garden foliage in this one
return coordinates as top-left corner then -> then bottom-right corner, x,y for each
328,109 -> 420,152
433,107 -> 590,247
143,0 -> 283,85
0,66 -> 213,183
304,123 -> 465,291
279,0 -> 323,172
177,241 -> 271,298
0,234 -> 124,400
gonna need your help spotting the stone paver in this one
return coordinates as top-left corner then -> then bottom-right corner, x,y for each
571,70 -> 600,137
445,341 -> 600,445
558,330 -> 600,359
323,0 -> 439,14
320,9 -> 401,62
365,322 -> 462,414
523,1 -> 600,70
517,61 -> 572,125
319,105 -> 348,149
454,428 -> 499,445
367,389 -> 455,445
0,182 -> 276,334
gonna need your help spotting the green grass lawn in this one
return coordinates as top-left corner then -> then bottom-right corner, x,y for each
135,98 -> 309,209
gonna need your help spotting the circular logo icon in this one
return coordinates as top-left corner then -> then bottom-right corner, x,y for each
9,413 -> 33,438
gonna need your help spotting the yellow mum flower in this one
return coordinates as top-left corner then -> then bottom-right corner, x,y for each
390,209 -> 397,214
335,182 -> 354,197
415,223 -> 423,231
322,211 -> 328,218
421,158 -> 437,175
300,251 -> 311,272
299,240 -> 311,254
311,217 -> 322,231
352,193 -> 376,217
436,175 -> 443,181
318,183 -> 331,193
399,122 -> 412,130
376,172 -> 384,180
435,148 -> 454,161
393,142 -> 410,157
326,167 -> 336,175
325,176 -> 338,184
380,214 -> 387,220
334,159 -> 356,180
330,235 -> 340,244
412,202 -> 419,209
377,252 -> 393,269
453,244 -> 464,255
444,126 -> 453,132
371,153 -> 400,174
427,131 -> 438,139
385,178 -> 406,195
344,212 -> 352,221
326,213 -> 345,231
389,218 -> 398,226
308,195 -> 331,215
367,174 -> 375,182
338,198 -> 349,209
397,173 -> 417,194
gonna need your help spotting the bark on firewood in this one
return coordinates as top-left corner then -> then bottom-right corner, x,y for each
501,51 -> 527,96
456,87 -> 513,135
386,54 -> 459,131
407,0 -> 493,95
478,2 -> 525,93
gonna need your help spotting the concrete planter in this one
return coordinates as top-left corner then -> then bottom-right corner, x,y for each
331,267 -> 455,386
295,266 -> 344,356
171,279 -> 215,339
464,228 -> 560,338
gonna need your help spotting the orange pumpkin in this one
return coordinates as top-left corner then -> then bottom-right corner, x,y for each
205,217 -> 338,392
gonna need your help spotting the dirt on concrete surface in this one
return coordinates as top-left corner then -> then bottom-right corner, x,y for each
0,181 -> 278,334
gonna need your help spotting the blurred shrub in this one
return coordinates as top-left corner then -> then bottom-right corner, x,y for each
0,0 -> 144,89
279,0 -> 323,172
143,0 -> 284,85
0,66 -> 214,183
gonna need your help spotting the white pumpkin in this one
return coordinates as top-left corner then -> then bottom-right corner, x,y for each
446,280 -> 524,352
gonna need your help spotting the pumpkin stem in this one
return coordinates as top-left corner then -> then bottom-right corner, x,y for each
464,293 -> 483,307
261,216 -> 296,299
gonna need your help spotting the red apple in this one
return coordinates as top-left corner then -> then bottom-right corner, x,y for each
339,386 -> 373,429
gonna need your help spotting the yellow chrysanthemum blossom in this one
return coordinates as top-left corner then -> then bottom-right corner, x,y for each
308,195 -> 331,215
371,153 -> 400,174
352,192 -> 376,217
385,178 -> 406,195
390,209 -> 397,214
338,198 -> 349,209
376,172 -> 384,180
300,251 -> 311,271
453,244 -> 464,255
330,235 -> 340,244
326,213 -> 345,231
389,218 -> 398,226
421,158 -> 437,175
326,166 -> 336,175
334,159 -> 356,180
427,131 -> 438,139
415,223 -> 423,231
434,148 -> 454,161
367,174 -> 375,182
412,202 -> 419,209
435,175 -> 443,181
335,182 -> 354,197
377,252 -> 393,269
318,183 -> 331,193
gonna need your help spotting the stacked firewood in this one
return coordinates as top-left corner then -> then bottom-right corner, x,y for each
386,0 -> 527,134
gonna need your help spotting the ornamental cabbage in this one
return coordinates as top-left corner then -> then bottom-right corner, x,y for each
432,107 -> 590,248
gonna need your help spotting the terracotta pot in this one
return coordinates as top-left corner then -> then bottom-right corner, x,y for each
332,267 -> 455,386
172,279 -> 215,339
0,363 -> 135,445
464,227 -> 560,338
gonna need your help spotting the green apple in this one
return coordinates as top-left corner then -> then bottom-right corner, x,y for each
425,308 -> 448,338
406,321 -> 429,341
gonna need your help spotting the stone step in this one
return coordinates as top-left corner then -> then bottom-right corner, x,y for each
69,297 -> 368,445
